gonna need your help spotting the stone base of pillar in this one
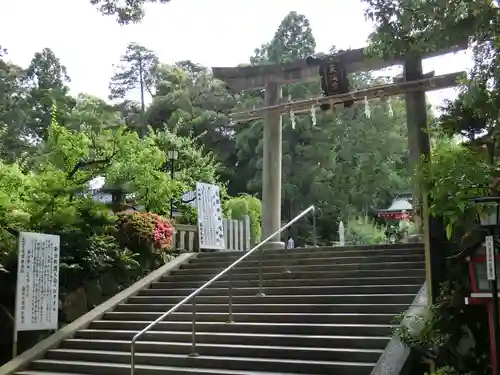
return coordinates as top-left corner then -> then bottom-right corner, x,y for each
262,241 -> 285,251
408,234 -> 424,243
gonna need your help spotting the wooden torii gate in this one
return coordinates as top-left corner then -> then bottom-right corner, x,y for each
212,42 -> 468,301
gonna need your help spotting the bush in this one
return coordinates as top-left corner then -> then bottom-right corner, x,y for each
345,216 -> 386,245
115,211 -> 174,256
225,194 -> 262,244
417,134 -> 492,239
59,234 -> 141,292
427,367 -> 471,375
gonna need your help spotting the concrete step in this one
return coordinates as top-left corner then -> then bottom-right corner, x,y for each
73,331 -> 390,349
61,339 -> 384,362
138,284 -> 422,297
164,268 -> 426,282
194,248 -> 424,264
195,243 -> 424,260
126,293 -> 416,305
14,243 -> 424,375
102,312 -> 396,324
115,303 -> 412,314
19,370 -> 313,375
183,254 -> 425,270
87,321 -> 395,336
151,276 -> 425,289
170,261 -> 425,276
40,350 -> 375,374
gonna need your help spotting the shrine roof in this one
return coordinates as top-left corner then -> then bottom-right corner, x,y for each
373,197 -> 413,213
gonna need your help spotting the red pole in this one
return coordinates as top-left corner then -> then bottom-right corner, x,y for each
488,302 -> 499,375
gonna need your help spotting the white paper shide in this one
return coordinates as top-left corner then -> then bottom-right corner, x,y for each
196,182 -> 225,250
15,232 -> 60,331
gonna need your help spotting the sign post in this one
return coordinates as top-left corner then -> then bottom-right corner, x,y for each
195,182 -> 225,251
13,232 -> 60,357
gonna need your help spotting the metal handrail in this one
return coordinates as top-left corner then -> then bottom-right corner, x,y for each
130,205 -> 317,375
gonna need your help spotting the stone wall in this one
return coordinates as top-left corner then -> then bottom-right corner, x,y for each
61,273 -> 123,323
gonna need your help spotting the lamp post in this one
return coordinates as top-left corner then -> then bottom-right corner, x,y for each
471,196 -> 500,375
167,149 -> 179,219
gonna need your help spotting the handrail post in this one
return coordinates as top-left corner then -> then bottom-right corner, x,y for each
189,296 -> 198,357
312,207 -> 318,247
227,266 -> 234,323
257,247 -> 266,296
130,339 -> 136,375
284,241 -> 291,274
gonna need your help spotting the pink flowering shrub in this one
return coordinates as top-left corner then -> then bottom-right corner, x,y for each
153,216 -> 174,249
116,211 -> 174,258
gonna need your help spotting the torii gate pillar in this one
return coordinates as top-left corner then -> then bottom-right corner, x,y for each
404,56 -> 445,304
262,82 -> 285,249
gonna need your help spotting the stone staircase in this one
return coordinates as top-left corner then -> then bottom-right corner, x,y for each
14,243 -> 425,375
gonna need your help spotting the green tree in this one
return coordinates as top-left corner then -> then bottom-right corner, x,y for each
0,59 -> 30,162
22,48 -> 75,141
251,11 -> 316,64
67,94 -> 123,133
362,0 -> 499,154
0,49 -> 75,161
361,0 -> 477,59
109,43 -> 159,115
113,99 -> 144,132
146,61 -> 237,190
89,0 -> 172,24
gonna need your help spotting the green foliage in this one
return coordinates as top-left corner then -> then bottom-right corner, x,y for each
427,367 -> 471,375
345,216 -> 387,245
393,280 -> 490,374
89,0 -> 172,24
363,0 -> 500,161
0,100 -> 218,290
361,0 -> 481,58
0,48 -> 75,162
225,195 -> 262,244
144,61 -> 236,187
251,11 -> 316,64
60,234 -> 140,289
416,134 -> 492,239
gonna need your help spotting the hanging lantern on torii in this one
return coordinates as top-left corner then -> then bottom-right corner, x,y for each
306,55 -> 353,111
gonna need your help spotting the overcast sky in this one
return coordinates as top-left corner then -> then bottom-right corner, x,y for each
1,0 -> 472,108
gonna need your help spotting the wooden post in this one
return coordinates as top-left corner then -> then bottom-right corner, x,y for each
404,56 -> 445,303
404,56 -> 429,230
262,82 -> 285,248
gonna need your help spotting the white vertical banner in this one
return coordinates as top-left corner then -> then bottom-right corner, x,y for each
338,221 -> 345,247
486,235 -> 496,281
196,182 -> 225,250
15,232 -> 60,331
